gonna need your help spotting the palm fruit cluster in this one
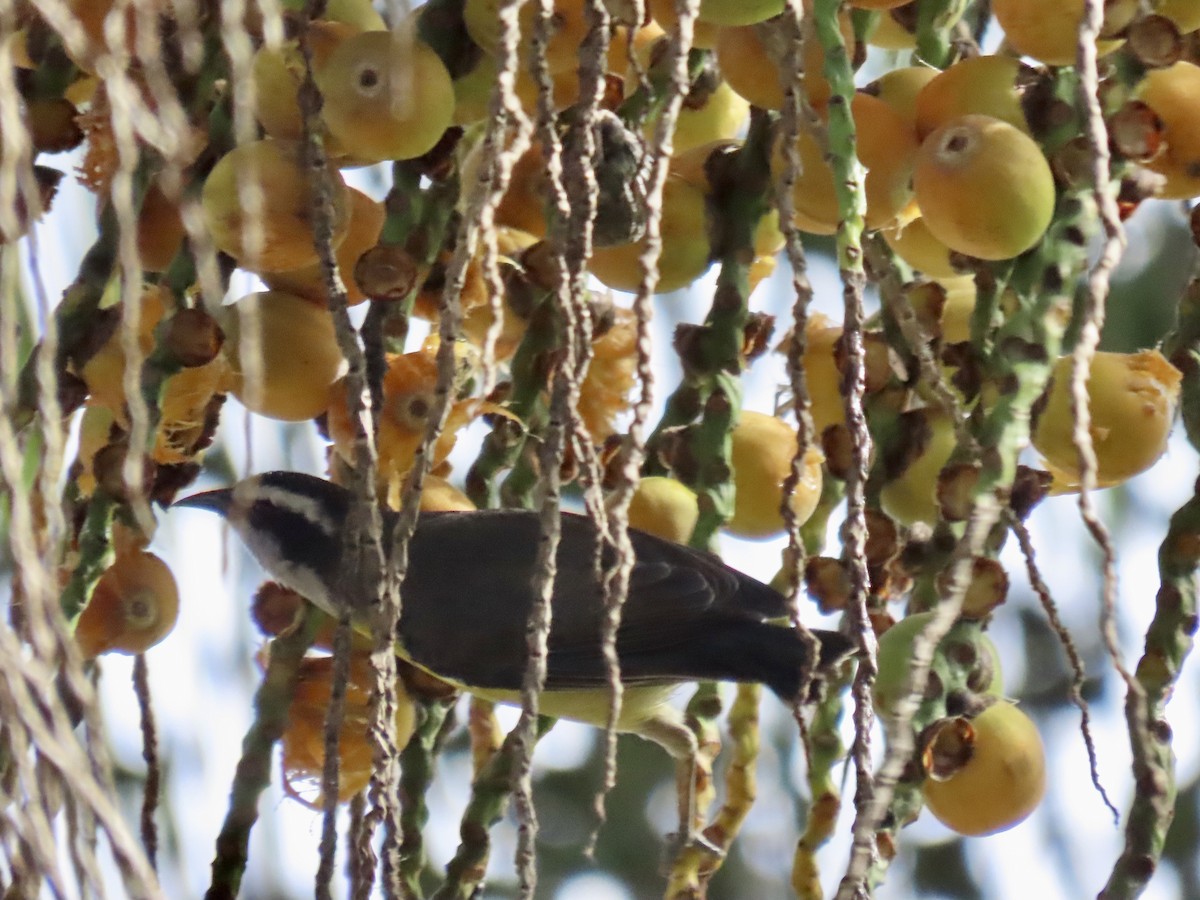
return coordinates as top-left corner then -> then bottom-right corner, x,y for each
10,0 -> 1200,895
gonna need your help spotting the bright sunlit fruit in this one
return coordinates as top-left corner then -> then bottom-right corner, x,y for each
913,114 -> 1055,261
1032,350 -> 1183,491
922,701 -> 1046,836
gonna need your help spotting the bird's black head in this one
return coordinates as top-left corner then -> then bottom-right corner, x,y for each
173,472 -> 354,616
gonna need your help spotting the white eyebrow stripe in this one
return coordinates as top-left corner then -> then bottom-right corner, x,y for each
234,481 -> 341,537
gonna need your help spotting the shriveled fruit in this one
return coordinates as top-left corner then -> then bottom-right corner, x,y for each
873,612 -> 1003,718
264,186 -> 385,306
1033,350 -> 1182,491
913,115 -> 1055,261
202,138 -> 351,273
282,654 -> 416,803
628,477 -> 700,545
914,55 -> 1031,140
136,179 -> 185,272
992,0 -> 1126,66
727,411 -> 824,539
1135,62 -> 1200,200
316,29 -> 454,163
221,291 -> 346,421
880,407 -> 957,526
75,552 -> 180,658
588,175 -> 711,293
774,93 -> 919,235
922,702 -> 1046,836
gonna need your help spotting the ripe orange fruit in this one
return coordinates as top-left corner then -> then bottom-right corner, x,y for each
75,552 -> 181,658
264,186 -> 386,306
774,93 -> 920,235
992,0 -> 1128,65
914,55 -> 1031,140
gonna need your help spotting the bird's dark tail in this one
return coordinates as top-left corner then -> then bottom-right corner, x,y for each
760,626 -> 855,701
661,620 -> 854,702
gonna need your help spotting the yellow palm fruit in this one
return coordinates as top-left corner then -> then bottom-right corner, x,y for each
315,29 -> 454,163
628,477 -> 700,545
880,408 -> 957,526
727,411 -> 824,539
264,187 -> 386,306
202,138 -> 351,274
913,115 -> 1055,261
74,551 -> 180,658
922,702 -> 1046,836
221,290 -> 347,421
1033,350 -> 1182,491
578,308 -> 638,443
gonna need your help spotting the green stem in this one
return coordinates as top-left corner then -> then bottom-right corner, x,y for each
206,610 -> 320,900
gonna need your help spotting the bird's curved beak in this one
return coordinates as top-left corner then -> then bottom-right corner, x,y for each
172,487 -> 234,517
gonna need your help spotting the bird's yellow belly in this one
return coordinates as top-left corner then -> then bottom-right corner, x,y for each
468,683 -> 683,732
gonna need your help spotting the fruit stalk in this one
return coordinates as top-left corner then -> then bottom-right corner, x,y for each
845,71 -> 1098,894
208,607 -> 319,900
666,683 -> 760,896
433,716 -> 554,900
811,0 -> 878,889
396,699 -> 453,898
1102,276 -> 1200,898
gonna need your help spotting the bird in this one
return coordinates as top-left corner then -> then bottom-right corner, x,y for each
173,470 -> 852,761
